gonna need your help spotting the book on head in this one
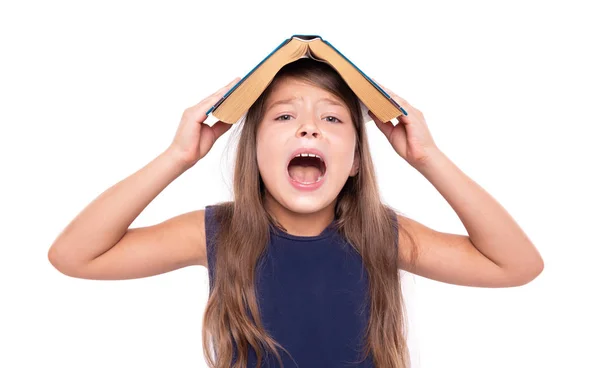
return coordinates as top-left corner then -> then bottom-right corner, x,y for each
206,34 -> 408,125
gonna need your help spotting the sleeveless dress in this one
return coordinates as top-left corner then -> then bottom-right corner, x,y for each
204,205 -> 382,368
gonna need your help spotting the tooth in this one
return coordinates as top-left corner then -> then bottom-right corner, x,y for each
308,153 -> 316,157
301,153 -> 309,157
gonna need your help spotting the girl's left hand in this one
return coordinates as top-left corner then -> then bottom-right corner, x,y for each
368,80 -> 440,168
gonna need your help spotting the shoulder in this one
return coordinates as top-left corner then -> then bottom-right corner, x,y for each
163,205 -> 217,270
167,208 -> 208,268
171,204 -> 226,269
201,202 -> 235,267
392,213 -> 420,268
203,202 -> 234,232
394,211 -> 465,272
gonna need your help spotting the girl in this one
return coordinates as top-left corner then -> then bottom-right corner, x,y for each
48,58 -> 544,368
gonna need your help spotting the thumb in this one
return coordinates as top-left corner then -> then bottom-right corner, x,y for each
210,120 -> 233,141
369,111 -> 393,140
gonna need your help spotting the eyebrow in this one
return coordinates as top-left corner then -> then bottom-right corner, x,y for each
266,96 -> 345,111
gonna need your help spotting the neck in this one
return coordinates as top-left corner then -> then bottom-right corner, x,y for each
263,192 -> 336,237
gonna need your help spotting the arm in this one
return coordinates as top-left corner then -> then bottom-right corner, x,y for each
398,149 -> 544,287
47,150 -> 208,280
368,80 -> 543,288
47,77 -> 239,280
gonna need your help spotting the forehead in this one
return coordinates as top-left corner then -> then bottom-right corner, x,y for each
265,77 -> 345,106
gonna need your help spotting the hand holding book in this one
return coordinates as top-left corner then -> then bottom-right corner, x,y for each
368,79 -> 439,169
197,36 -> 433,168
167,77 -> 241,169
206,35 -> 409,125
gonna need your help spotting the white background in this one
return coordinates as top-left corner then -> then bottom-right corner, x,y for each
1,0 -> 598,367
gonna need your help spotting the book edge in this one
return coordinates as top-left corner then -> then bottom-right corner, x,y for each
205,37 -> 292,117
206,34 -> 408,122
320,39 -> 408,117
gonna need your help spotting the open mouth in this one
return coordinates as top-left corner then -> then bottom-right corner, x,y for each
287,153 -> 326,184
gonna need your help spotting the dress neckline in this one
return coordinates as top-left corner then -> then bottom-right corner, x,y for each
269,219 -> 338,242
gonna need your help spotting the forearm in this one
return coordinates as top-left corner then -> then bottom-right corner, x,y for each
48,148 -> 189,266
415,149 -> 544,274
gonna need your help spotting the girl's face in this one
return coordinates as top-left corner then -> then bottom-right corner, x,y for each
256,77 -> 359,215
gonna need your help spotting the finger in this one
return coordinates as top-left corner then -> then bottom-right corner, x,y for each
210,120 -> 233,140
368,110 -> 393,139
186,78 -> 241,123
208,77 -> 241,100
372,78 -> 392,95
372,78 -> 409,105
196,77 -> 241,106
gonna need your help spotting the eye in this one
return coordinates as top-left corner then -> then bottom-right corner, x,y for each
275,114 -> 293,121
324,116 -> 341,123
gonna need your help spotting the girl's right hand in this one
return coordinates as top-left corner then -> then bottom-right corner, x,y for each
167,77 -> 241,169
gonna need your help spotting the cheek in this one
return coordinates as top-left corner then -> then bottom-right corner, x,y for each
256,130 -> 284,179
328,132 -> 357,171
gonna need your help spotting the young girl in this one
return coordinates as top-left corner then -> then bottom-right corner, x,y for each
48,58 -> 544,368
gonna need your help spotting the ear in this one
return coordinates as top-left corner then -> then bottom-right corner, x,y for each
349,150 -> 360,177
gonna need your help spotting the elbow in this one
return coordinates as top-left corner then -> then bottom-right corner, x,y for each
509,258 -> 545,287
47,245 -> 60,269
47,244 -> 84,278
505,240 -> 545,287
48,245 -> 69,276
527,253 -> 545,282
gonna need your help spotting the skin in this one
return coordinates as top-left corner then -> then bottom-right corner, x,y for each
48,76 -> 544,288
370,80 -> 544,286
257,77 -> 359,236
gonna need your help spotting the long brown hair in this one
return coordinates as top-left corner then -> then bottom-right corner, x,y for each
202,58 -> 418,368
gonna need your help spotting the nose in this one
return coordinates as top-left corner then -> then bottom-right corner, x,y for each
296,119 -> 321,139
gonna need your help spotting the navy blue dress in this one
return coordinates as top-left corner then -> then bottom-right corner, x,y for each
205,205 -> 379,368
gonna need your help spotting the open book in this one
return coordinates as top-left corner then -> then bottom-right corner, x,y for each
206,34 -> 408,125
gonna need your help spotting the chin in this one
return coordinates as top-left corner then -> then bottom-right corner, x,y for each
279,195 -> 332,215
277,177 -> 345,215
